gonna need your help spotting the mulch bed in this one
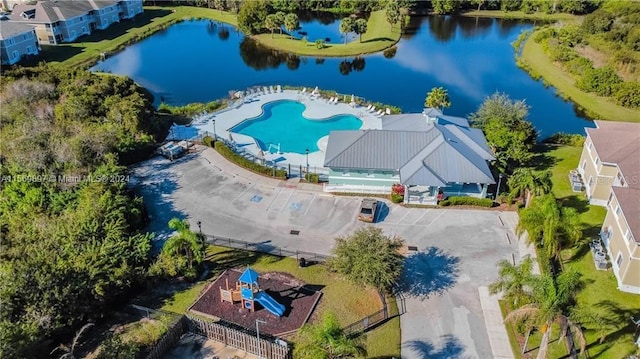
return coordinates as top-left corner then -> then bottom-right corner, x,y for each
189,269 -> 322,336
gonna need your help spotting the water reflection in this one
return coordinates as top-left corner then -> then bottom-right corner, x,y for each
239,37 -> 301,71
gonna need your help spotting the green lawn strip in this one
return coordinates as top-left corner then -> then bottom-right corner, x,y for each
498,300 -> 524,359
520,31 -> 640,123
152,245 -> 398,357
542,145 -> 640,358
460,10 -> 579,21
39,6 -> 236,68
253,10 -> 400,57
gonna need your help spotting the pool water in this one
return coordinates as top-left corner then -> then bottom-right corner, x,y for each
231,100 -> 362,154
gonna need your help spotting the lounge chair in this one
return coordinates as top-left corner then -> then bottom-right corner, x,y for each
327,97 -> 335,103
369,106 -> 377,113
385,108 -> 391,115
376,109 -> 384,116
277,85 -> 282,92
262,86 -> 267,94
301,87 -> 307,94
333,97 -> 339,104
270,85 -> 275,93
365,104 -> 373,111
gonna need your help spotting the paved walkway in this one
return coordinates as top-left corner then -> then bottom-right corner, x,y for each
478,286 -> 514,359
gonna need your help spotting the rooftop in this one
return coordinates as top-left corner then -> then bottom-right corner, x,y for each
586,121 -> 640,189
0,18 -> 35,40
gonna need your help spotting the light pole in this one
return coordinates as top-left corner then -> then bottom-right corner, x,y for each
197,220 -> 202,235
305,148 -> 309,174
495,174 -> 504,200
256,319 -> 267,359
211,119 -> 216,140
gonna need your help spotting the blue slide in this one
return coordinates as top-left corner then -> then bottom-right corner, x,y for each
254,291 -> 285,317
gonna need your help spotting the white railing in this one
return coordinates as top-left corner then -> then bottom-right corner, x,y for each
323,183 -> 390,194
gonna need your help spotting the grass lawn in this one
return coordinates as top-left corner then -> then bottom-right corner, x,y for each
33,6 -> 237,69
253,10 -> 400,57
520,30 -> 640,123
144,245 -> 400,358
460,10 -> 579,21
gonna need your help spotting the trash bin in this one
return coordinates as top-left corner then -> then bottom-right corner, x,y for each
298,257 -> 306,268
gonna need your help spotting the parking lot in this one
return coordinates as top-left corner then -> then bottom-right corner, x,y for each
130,147 -> 521,358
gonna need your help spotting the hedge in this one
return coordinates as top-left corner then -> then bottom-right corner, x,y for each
304,173 -> 320,183
439,196 -> 494,208
214,141 -> 287,178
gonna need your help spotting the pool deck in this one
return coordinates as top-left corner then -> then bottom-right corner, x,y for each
193,89 -> 382,168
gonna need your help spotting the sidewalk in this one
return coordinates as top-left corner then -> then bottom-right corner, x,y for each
478,286 -> 515,359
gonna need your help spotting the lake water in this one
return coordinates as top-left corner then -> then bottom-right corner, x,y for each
91,15 -> 595,138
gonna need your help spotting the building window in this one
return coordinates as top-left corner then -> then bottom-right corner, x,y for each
48,36 -> 55,44
595,156 -> 600,166
615,205 -> 622,217
581,160 -> 586,171
626,230 -> 633,243
607,192 -> 613,207
11,50 -> 19,59
341,169 -> 350,177
26,45 -> 33,54
617,172 -> 626,187
588,140 -> 593,152
616,253 -> 623,267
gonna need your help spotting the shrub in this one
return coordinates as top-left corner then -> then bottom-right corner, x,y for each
158,100 -> 224,116
315,39 -> 325,49
202,135 -> 214,147
543,133 -> 586,146
564,57 -> 594,76
581,10 -> 614,34
391,193 -> 404,203
439,196 -> 494,208
613,82 -> 640,108
576,66 -> 622,96
391,183 -> 405,195
214,142 -> 287,178
305,173 -> 319,183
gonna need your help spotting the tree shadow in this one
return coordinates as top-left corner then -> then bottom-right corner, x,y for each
398,247 -> 460,299
361,37 -> 395,43
403,335 -> 472,359
557,195 -> 590,214
528,144 -> 558,171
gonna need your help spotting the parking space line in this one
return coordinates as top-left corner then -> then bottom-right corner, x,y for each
396,209 -> 413,223
231,182 -> 255,202
266,187 -> 285,212
280,188 -> 296,213
302,193 -> 317,216
412,210 -> 430,225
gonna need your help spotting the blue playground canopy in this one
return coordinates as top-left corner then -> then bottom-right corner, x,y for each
239,268 -> 260,286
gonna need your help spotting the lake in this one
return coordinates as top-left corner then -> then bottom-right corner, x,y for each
91,14 -> 595,138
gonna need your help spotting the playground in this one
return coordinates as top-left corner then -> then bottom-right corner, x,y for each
189,268 -> 322,336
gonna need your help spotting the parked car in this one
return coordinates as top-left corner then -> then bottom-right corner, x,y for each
358,198 -> 378,223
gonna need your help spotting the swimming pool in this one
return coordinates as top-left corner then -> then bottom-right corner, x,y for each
230,100 -> 362,154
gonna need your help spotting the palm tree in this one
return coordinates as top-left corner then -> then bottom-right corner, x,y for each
516,195 -> 582,261
489,255 -> 536,309
505,271 -> 586,359
507,168 -> 552,207
424,87 -> 451,112
51,323 -> 94,359
163,218 -> 203,269
294,313 -> 366,359
284,13 -> 299,39
339,17 -> 354,45
264,14 -> 278,38
353,18 -> 367,43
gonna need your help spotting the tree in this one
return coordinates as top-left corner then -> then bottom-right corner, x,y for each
507,168 -> 552,206
432,0 -> 460,14
275,11 -> 286,35
294,313 -> 366,359
264,14 -> 279,38
471,0 -> 485,11
51,323 -> 94,359
385,1 -> 401,30
505,271 -> 586,359
424,87 -> 451,111
470,92 -> 537,174
237,0 -> 269,35
516,195 -> 582,261
489,255 -> 536,309
339,17 -> 354,45
329,227 -> 404,293
163,218 -> 203,270
315,39 -> 325,49
353,18 -> 368,42
284,13 -> 299,39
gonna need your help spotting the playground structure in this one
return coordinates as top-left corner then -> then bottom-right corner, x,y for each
220,268 -> 286,317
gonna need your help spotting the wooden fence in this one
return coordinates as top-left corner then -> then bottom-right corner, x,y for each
186,316 -> 291,359
145,316 -> 188,359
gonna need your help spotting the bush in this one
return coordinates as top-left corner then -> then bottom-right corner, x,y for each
304,172 -> 319,183
315,39 -> 325,49
202,135 -> 215,147
158,100 -> 224,116
391,193 -> 404,203
581,9 -> 614,34
564,57 -> 594,76
439,196 -> 494,208
576,66 -> 622,96
543,133 -> 586,146
214,142 -> 287,178
613,81 -> 640,108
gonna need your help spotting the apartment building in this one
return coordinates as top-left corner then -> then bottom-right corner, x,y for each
0,18 -> 39,65
8,0 -> 143,45
579,121 -> 640,294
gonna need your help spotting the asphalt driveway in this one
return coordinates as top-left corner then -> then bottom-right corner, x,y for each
130,148 -> 520,359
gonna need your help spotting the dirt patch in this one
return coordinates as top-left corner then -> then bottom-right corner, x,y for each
189,269 -> 322,336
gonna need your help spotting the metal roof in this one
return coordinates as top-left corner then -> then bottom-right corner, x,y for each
0,19 -> 35,39
325,112 -> 496,186
10,0 -> 120,23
